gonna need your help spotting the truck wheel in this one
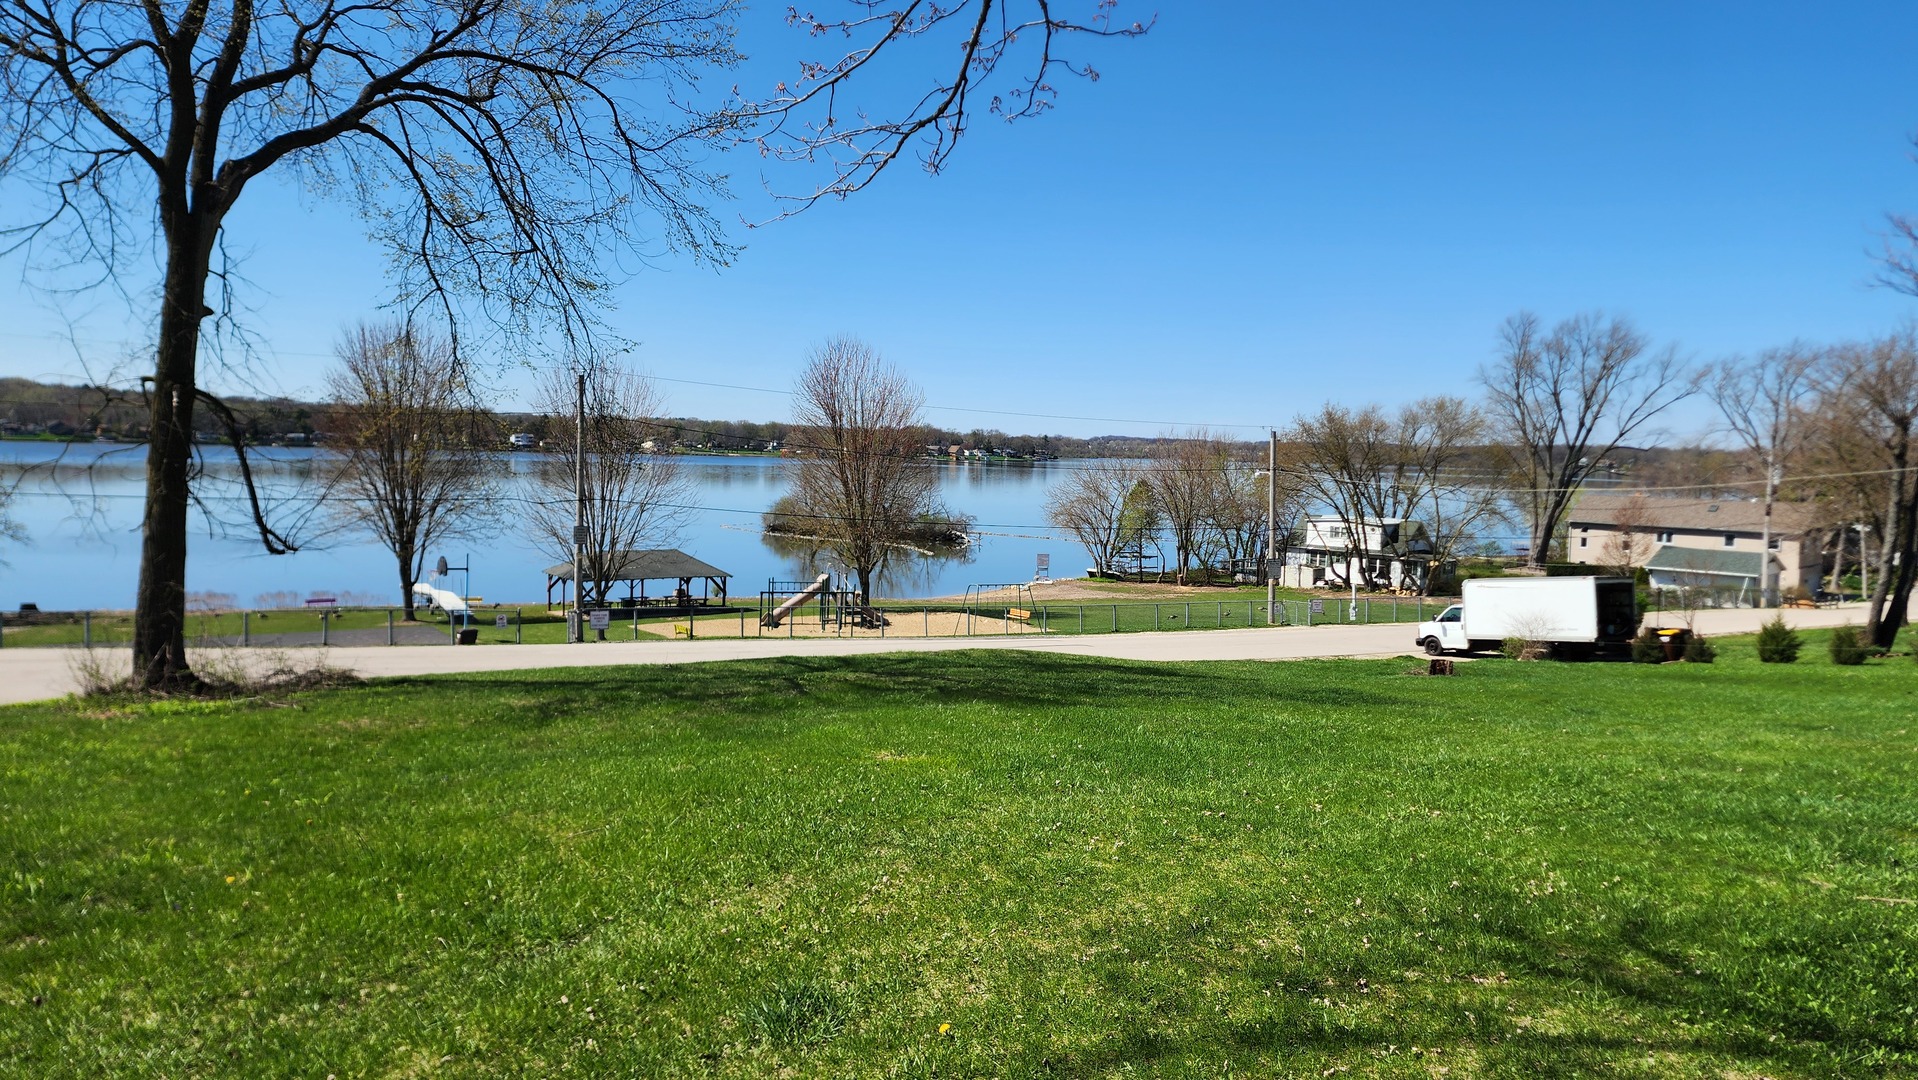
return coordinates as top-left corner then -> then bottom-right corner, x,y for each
1423,637 -> 1444,657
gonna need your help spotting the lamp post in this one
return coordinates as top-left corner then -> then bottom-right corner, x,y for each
1265,431 -> 1278,624
1760,463 -> 1780,607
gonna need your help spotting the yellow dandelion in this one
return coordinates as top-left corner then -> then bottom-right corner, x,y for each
225,875 -> 235,884
938,1023 -> 952,1036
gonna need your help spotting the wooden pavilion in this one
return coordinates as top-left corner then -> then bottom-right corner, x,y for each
544,549 -> 731,610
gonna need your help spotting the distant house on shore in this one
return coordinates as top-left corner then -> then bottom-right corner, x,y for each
1279,515 -> 1436,592
1563,494 -> 1827,602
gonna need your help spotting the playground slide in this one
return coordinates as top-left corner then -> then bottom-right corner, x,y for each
411,581 -> 471,615
761,573 -> 831,628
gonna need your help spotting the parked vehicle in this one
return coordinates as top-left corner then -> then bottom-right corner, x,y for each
1415,576 -> 1638,657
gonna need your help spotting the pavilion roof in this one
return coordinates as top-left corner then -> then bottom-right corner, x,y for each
543,549 -> 730,582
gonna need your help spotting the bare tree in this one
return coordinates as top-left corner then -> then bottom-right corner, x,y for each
1481,312 -> 1697,567
787,337 -> 945,605
1208,458 -> 1300,567
1368,396 -> 1507,591
1288,404 -> 1391,587
1046,459 -> 1148,576
1812,332 -> 1918,648
530,363 -> 690,610
1598,491 -> 1655,579
0,0 -> 1145,688
1143,430 -> 1235,585
326,321 -> 500,619
1288,397 -> 1500,592
1708,345 -> 1816,606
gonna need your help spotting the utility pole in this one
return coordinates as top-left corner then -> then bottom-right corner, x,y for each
1760,462 -> 1778,607
1267,430 -> 1278,625
571,370 -> 586,644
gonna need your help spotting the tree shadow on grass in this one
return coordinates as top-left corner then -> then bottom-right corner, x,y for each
1018,956 -> 1852,1080
375,652 -> 1407,723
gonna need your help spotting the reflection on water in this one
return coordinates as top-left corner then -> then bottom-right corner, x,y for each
0,443 -> 1084,610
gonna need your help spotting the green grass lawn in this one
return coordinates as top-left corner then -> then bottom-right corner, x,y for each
3,648 -> 1915,1076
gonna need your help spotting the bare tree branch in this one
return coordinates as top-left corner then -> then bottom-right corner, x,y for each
783,336 -> 946,605
740,0 -> 1151,218
324,319 -> 503,617
1480,312 -> 1697,567
527,359 -> 690,609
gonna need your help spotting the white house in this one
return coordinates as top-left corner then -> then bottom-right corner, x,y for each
1279,515 -> 1436,591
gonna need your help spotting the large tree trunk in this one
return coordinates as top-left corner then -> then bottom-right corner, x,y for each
132,215 -> 216,689
399,540 -> 417,621
1871,453 -> 1918,649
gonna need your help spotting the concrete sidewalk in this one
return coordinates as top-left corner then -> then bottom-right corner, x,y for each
0,602 -> 1881,706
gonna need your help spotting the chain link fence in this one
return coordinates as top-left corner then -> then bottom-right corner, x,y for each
0,596 -> 1462,648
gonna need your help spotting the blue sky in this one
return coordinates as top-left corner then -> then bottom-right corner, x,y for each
5,2 -> 1918,438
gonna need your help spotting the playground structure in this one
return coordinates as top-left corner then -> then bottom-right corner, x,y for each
410,581 -> 471,620
758,572 -> 891,630
963,583 -> 1039,632
1091,539 -> 1165,581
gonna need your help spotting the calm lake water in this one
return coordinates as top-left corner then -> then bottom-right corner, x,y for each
0,442 -> 1093,611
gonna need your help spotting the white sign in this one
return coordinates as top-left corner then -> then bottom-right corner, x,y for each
1309,599 -> 1325,614
495,614 -> 509,629
589,609 -> 611,631
1036,553 -> 1050,577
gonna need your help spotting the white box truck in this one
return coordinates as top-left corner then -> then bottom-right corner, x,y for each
1415,576 -> 1639,657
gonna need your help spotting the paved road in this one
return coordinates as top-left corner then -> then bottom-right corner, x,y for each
0,602 -> 1881,707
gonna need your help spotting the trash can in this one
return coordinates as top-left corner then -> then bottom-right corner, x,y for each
456,627 -> 479,645
1656,627 -> 1689,662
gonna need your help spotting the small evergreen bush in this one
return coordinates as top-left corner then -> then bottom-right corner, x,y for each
1755,616 -> 1802,664
1630,626 -> 1665,664
1683,633 -> 1716,663
1830,624 -> 1870,666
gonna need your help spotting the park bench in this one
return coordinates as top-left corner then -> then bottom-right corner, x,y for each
1007,608 -> 1033,622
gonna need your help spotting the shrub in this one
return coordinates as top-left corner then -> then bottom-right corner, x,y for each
1683,633 -> 1716,663
1830,624 -> 1870,666
1755,616 -> 1802,664
1630,626 -> 1664,664
1501,636 -> 1548,661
